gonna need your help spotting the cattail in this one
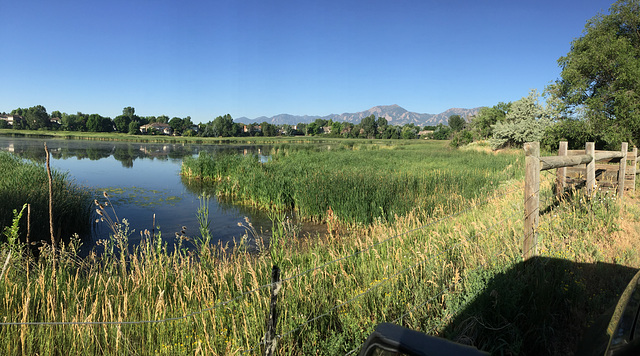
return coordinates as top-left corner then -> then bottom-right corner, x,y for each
96,209 -> 103,216
103,191 -> 109,198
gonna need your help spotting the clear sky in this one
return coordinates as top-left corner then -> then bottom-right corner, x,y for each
0,0 -> 615,123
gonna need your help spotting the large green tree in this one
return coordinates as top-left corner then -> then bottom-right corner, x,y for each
447,115 -> 465,132
489,90 -> 554,149
23,105 -> 50,130
551,0 -> 640,146
86,114 -> 113,132
469,103 -> 510,139
360,115 -> 377,138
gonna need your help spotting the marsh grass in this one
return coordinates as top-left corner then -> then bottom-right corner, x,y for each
181,141 -> 522,225
0,152 -> 92,244
0,143 -> 638,355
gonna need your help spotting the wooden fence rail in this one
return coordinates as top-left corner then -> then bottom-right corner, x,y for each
523,141 -> 637,260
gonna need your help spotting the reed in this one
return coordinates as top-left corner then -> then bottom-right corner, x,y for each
181,141 -> 522,224
0,152 -> 92,244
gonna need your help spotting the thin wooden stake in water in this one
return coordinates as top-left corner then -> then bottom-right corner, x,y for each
264,265 -> 281,356
44,143 -> 56,255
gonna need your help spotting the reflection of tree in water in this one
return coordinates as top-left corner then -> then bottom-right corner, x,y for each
18,145 -> 47,163
86,147 -> 111,161
1,138 -> 276,168
112,146 -> 135,168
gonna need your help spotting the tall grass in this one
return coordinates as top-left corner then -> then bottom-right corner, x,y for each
1,173 -> 636,355
181,141 -> 522,224
0,152 -> 92,243
1,142 -> 638,355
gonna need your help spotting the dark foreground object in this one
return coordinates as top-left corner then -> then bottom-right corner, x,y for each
579,269 -> 640,356
359,323 -> 488,356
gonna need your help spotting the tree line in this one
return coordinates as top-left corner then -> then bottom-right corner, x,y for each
1,106 -> 456,140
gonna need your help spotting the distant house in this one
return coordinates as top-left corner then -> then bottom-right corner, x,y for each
140,122 -> 172,135
50,117 -> 61,125
0,114 -> 23,126
418,130 -> 434,139
242,124 -> 262,133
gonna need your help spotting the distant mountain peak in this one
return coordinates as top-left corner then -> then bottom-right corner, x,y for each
238,105 -> 481,126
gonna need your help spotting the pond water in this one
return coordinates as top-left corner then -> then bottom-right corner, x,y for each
0,136 -> 317,248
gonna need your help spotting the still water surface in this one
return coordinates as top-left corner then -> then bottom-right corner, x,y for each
0,136 -> 291,247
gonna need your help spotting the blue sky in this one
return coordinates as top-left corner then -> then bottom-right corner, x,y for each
1,0 -> 615,123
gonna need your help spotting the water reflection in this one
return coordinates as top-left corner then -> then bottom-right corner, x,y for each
5,138 -> 267,168
0,136 -> 291,248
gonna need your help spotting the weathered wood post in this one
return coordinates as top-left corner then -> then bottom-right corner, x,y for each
556,141 -> 568,199
618,142 -> 628,199
264,265 -> 281,356
631,147 -> 638,193
524,142 -> 540,260
586,142 -> 596,196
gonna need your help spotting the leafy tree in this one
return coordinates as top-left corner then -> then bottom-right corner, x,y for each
360,115 -> 377,138
122,106 -> 135,118
182,116 -> 194,133
489,90 -> 554,149
0,120 -> 8,129
23,105 -> 50,130
261,122 -> 277,137
114,115 -> 131,133
376,117 -> 388,137
330,121 -> 342,136
383,125 -> 401,139
209,114 -> 234,137
469,103 -> 510,139
448,115 -> 466,132
128,121 -> 140,135
401,124 -> 419,139
306,122 -> 320,135
169,117 -> 184,135
551,0 -> 640,146
450,130 -> 474,148
155,115 -> 169,124
432,123 -> 452,140
295,123 -> 307,135
341,122 -> 355,138
61,113 -> 87,131
86,114 -> 113,132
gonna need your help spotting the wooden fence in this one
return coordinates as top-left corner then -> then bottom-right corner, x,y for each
524,141 -> 638,259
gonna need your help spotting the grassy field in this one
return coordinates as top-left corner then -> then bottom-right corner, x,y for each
0,139 -> 638,355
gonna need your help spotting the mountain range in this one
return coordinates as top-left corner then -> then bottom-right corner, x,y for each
236,105 -> 481,127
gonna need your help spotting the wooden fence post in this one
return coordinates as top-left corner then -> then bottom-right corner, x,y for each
556,141 -> 568,199
618,142 -> 628,199
264,265 -> 281,356
586,142 -> 596,196
524,142 -> 540,260
632,147 -> 638,193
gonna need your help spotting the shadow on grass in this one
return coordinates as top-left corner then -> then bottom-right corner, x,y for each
442,257 -> 638,356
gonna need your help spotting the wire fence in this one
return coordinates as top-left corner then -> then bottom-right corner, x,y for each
0,164 -> 607,355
